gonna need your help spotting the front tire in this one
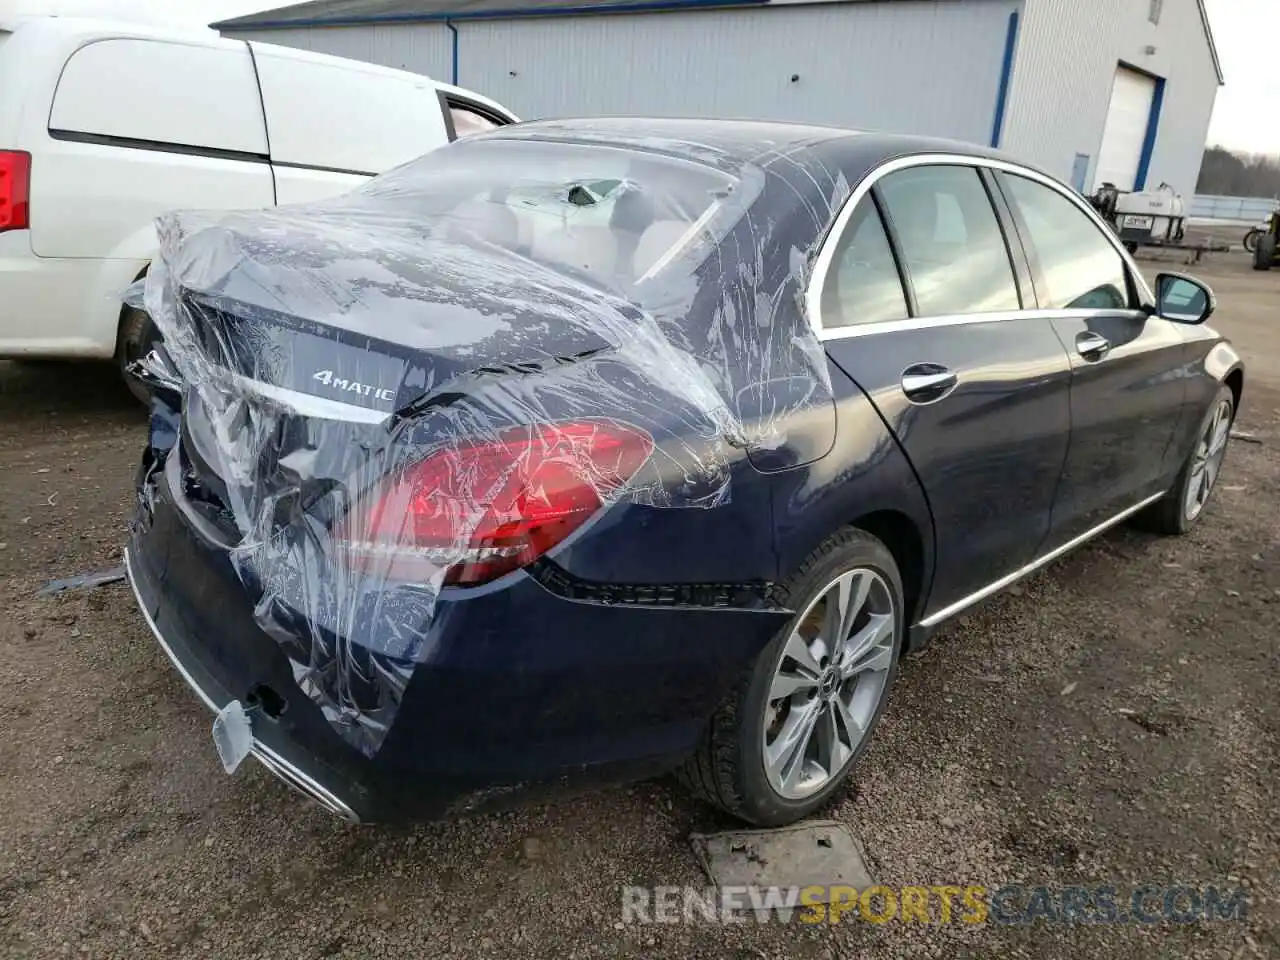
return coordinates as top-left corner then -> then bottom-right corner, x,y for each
1137,385 -> 1234,535
677,528 -> 904,826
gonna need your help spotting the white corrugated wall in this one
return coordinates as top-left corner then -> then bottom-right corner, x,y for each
1001,0 -> 1220,194
229,0 -> 1019,146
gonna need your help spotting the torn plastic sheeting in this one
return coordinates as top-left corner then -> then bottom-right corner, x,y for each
140,127 -> 843,758
38,567 -> 126,597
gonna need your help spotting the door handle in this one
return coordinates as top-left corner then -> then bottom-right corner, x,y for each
1076,332 -> 1111,361
900,364 -> 958,404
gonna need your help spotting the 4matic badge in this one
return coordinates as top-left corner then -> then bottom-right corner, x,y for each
312,369 -> 396,402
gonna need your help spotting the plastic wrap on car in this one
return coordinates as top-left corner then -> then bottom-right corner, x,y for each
139,120 -> 850,757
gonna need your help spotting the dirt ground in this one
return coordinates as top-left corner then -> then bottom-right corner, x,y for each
0,255 -> 1276,959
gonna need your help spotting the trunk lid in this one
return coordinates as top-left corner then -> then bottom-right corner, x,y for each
171,213 -> 626,423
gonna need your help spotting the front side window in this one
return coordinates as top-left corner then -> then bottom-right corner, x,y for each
877,165 -> 1020,316
821,199 -> 909,329
1001,173 -> 1131,310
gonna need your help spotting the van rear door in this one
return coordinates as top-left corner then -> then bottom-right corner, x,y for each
249,43 -> 453,206
36,36 -> 273,258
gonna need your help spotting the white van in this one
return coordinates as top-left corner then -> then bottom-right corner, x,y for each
0,17 -> 518,397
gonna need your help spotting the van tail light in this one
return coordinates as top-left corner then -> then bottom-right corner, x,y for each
340,420 -> 654,586
0,151 -> 31,232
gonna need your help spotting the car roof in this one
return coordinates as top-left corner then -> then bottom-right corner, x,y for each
487,116 -> 1042,185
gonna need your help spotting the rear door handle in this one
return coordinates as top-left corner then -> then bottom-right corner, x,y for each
1076,332 -> 1111,361
900,363 -> 958,404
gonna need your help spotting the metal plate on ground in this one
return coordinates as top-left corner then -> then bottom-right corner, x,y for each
689,820 -> 872,899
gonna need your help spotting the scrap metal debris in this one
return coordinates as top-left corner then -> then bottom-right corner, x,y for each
37,567 -> 126,597
690,820 -> 872,897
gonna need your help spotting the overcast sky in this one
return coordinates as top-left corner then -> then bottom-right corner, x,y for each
1204,0 -> 1280,155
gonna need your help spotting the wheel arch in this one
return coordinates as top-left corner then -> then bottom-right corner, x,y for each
850,509 -> 928,639
1223,366 -> 1244,420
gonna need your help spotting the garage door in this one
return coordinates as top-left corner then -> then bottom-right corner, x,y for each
1093,67 -> 1157,191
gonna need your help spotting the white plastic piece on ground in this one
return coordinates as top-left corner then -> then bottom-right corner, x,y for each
689,820 -> 873,898
212,699 -> 253,774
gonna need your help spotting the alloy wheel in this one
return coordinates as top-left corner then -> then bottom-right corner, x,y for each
762,568 -> 896,800
1184,398 -> 1232,521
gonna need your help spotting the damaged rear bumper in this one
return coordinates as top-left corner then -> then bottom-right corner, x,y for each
125,548 -> 361,823
127,446 -> 788,823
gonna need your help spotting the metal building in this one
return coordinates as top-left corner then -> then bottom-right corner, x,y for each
216,0 -> 1223,196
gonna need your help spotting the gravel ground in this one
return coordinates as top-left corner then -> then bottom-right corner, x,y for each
0,256 -> 1276,959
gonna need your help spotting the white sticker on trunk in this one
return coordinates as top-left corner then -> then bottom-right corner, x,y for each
212,699 -> 254,774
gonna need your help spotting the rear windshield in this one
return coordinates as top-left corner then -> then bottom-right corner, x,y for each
346,138 -> 750,293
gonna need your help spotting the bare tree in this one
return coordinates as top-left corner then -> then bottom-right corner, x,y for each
1197,146 -> 1280,197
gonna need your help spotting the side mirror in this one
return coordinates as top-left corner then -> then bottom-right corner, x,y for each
1155,272 -> 1215,324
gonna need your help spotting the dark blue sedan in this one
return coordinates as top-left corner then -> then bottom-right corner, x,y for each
126,118 -> 1243,825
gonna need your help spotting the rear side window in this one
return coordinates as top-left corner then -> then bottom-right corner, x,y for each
49,39 -> 267,155
1001,173 -> 1131,310
878,165 -> 1020,316
821,198 -> 910,329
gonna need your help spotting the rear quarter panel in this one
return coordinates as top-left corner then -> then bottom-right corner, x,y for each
551,452 -> 779,586
771,361 -> 935,624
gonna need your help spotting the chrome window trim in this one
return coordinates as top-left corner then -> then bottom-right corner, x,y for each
807,153 -> 1156,340
820,306 -> 1151,342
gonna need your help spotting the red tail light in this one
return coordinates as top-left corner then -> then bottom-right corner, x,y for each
342,420 -> 654,586
0,151 -> 31,232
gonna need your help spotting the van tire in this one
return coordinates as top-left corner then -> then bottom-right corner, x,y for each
117,305 -> 160,405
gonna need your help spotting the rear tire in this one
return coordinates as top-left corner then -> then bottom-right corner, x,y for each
1243,228 -> 1262,253
1253,233 -> 1275,271
1136,384 -> 1234,535
676,528 -> 904,826
116,304 -> 161,405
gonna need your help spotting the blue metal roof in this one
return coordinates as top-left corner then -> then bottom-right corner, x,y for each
214,0 -> 767,30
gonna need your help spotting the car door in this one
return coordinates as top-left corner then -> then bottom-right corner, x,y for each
818,162 -> 1074,615
993,170 -> 1187,546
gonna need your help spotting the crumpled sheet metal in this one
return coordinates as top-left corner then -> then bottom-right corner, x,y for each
141,124 -> 848,757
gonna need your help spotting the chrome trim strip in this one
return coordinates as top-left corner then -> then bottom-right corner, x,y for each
819,307 -> 1151,342
228,374 -> 388,424
124,548 -> 361,823
806,152 -> 1156,340
918,492 -> 1165,628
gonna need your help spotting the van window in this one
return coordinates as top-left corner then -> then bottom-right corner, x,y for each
440,94 -> 512,141
49,39 -> 267,155
250,45 -> 451,175
450,104 -> 503,140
